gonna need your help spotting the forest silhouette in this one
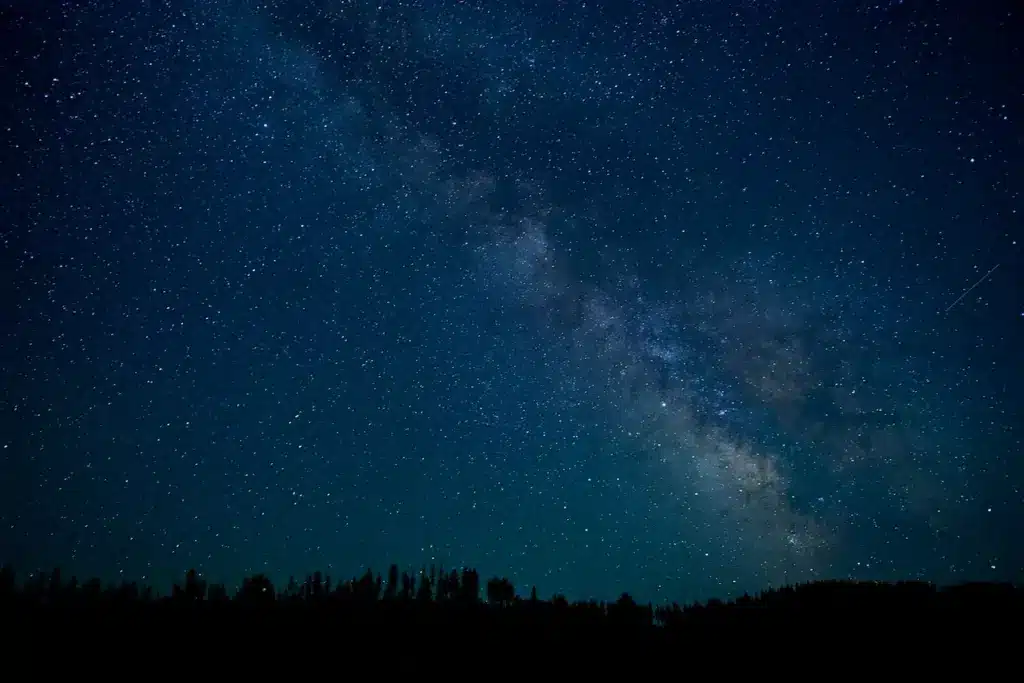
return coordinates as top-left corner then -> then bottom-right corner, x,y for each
2,563 -> 1019,638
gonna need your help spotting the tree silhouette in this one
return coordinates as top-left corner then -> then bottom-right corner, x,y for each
460,568 -> 480,604
238,574 -> 275,604
486,577 -> 515,607
385,564 -> 399,600
0,560 -> 1018,639
416,569 -> 433,602
178,568 -> 206,601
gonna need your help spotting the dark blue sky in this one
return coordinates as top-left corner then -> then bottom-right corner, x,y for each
2,0 -> 1021,603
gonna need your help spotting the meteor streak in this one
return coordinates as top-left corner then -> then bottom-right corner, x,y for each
944,264 -> 1000,314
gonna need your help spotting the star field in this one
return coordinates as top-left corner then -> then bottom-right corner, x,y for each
1,0 -> 1022,603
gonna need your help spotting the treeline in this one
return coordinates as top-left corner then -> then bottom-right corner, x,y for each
1,563 -> 1019,633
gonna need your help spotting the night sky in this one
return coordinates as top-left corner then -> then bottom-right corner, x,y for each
2,0 -> 1022,604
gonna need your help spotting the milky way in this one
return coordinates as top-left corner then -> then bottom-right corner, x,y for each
2,0 -> 1021,602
